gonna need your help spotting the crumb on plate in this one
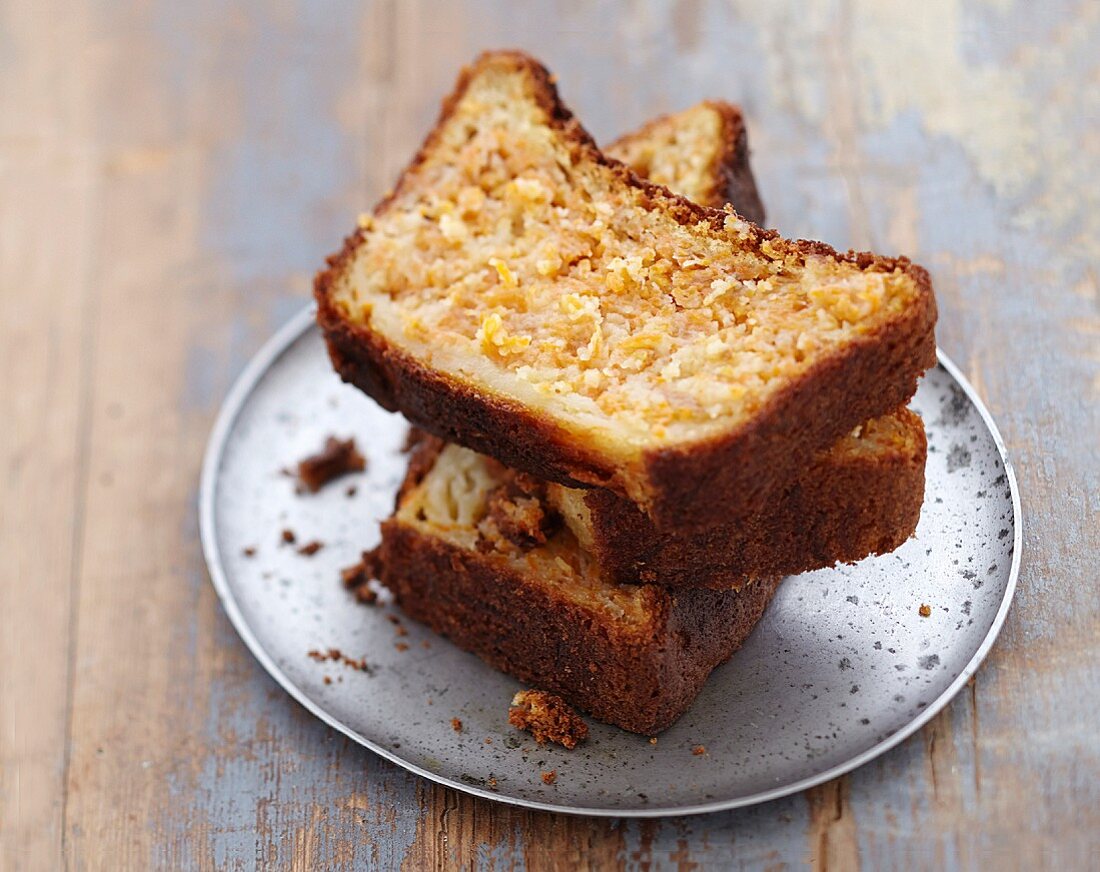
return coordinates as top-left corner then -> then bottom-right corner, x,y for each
296,436 -> 366,493
508,689 -> 588,749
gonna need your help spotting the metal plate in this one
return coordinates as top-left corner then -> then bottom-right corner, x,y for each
200,307 -> 1020,817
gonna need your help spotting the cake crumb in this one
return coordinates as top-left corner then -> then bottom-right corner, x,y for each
484,737 -> 493,745
242,546 -> 257,558
296,436 -> 366,493
341,551 -> 382,604
394,642 -> 409,652
919,603 -> 932,618
487,776 -> 498,790
307,647 -> 370,673
323,676 -> 332,685
649,737 -> 658,745
360,584 -> 382,606
692,745 -> 707,756
508,690 -> 588,749
354,585 -> 378,605
297,540 -> 324,557
451,718 -> 463,733
345,485 -> 357,498
281,529 -> 297,545
541,770 -> 557,785
402,427 -> 428,453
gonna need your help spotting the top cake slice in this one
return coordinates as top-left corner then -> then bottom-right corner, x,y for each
316,51 -> 937,524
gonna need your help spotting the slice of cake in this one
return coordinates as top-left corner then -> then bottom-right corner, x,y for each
375,436 -> 782,734
383,100 -> 926,588
316,50 -> 937,526
545,408 -> 926,588
606,100 -> 765,223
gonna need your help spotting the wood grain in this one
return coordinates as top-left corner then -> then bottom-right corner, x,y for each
0,2 -> 99,868
1,0 -> 1097,869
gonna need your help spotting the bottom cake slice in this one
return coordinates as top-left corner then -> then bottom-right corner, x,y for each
375,437 -> 782,734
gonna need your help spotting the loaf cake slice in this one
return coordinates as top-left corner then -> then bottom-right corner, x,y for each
316,51 -> 937,525
606,100 -> 765,222
545,407 -> 926,588
393,103 -> 926,588
375,436 -> 783,734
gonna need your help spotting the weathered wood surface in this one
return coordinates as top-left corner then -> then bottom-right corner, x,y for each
2,0 -> 1097,868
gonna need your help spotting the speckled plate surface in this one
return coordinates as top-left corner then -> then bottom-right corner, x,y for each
200,307 -> 1020,817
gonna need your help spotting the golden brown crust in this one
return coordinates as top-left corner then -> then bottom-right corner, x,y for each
573,407 -> 927,588
376,518 -> 782,734
315,50 -> 938,525
607,100 -> 766,222
394,432 -> 446,505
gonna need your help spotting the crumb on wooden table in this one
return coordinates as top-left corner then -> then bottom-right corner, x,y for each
508,689 -> 588,750
296,436 -> 366,493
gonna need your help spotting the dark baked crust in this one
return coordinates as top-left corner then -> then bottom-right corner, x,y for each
315,50 -> 938,526
606,100 -> 766,222
571,407 -> 927,588
376,519 -> 782,734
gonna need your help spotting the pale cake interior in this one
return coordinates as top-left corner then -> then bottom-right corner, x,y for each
328,57 -> 926,485
395,443 -> 652,625
606,103 -> 729,207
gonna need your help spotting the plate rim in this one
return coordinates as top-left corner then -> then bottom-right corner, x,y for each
199,305 -> 1022,818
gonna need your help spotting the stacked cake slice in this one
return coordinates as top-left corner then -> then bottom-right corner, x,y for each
315,52 -> 936,735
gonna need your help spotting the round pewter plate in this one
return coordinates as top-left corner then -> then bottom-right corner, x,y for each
200,307 -> 1020,818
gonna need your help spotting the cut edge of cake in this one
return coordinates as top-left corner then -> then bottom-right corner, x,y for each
376,436 -> 783,734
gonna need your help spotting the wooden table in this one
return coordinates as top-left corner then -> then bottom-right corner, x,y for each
3,1 -> 1097,868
